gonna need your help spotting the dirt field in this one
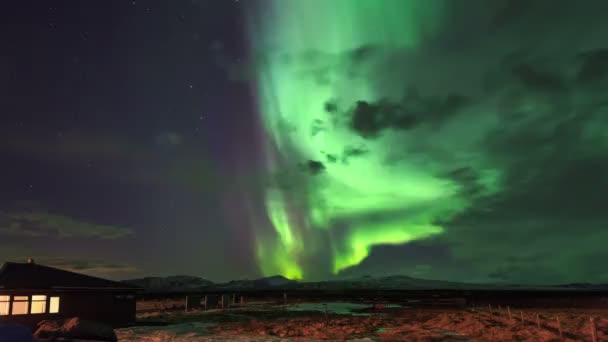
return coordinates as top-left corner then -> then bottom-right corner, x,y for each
118,301 -> 608,341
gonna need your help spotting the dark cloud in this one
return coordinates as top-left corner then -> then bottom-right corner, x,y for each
489,0 -> 535,30
42,257 -> 137,274
350,45 -> 377,63
325,153 -> 337,163
337,241 -> 472,281
511,63 -> 565,92
577,48 -> 608,84
341,145 -> 369,164
350,100 -> 418,138
303,160 -> 326,175
445,167 -> 485,198
310,118 -> 325,137
0,210 -> 133,239
324,101 -> 338,113
349,91 -> 471,138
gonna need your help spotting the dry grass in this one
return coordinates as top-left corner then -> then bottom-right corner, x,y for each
129,302 -> 608,341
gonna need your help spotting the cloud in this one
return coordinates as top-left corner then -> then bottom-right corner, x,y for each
0,245 -> 139,279
155,131 -> 183,146
238,0 -> 608,283
302,160 -> 325,176
277,1 -> 607,283
0,131 -> 219,192
577,48 -> 608,84
42,257 -> 138,276
0,210 -> 133,239
348,91 -> 471,139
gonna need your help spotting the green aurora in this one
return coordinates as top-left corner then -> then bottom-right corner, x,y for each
243,0 -> 608,282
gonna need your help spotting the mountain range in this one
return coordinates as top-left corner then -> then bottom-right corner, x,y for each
123,274 -> 608,292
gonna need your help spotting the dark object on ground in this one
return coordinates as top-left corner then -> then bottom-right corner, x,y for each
0,322 -> 35,342
33,317 -> 117,341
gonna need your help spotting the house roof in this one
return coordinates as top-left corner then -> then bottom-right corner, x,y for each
0,262 -> 141,291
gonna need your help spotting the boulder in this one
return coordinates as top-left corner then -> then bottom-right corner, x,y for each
34,317 -> 117,341
0,323 -> 34,342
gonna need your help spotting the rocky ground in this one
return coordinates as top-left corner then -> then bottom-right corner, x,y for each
117,302 -> 608,341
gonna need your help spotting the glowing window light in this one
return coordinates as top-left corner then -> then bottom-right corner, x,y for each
49,296 -> 60,314
31,295 -> 47,314
11,296 -> 29,315
0,296 -> 9,316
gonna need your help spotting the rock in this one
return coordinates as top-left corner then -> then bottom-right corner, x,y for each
0,323 -> 34,342
34,317 -> 117,341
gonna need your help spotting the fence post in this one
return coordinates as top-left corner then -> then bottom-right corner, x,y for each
283,292 -> 287,305
507,306 -> 512,320
556,317 -> 562,339
536,313 -> 541,329
590,317 -> 597,342
240,295 -> 244,305
520,311 -> 524,324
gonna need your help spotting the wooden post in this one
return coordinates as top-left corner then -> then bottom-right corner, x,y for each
232,293 -> 236,305
220,295 -> 224,309
203,295 -> 207,311
507,306 -> 512,320
536,313 -> 541,329
520,311 -> 524,324
240,295 -> 244,305
590,317 -> 597,342
283,292 -> 287,305
556,317 -> 562,339
185,296 -> 189,312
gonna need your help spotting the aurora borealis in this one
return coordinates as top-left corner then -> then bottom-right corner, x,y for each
244,0 -> 608,281
243,0 -> 492,279
1,0 -> 608,284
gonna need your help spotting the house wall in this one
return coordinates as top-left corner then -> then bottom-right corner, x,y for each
0,290 -> 136,330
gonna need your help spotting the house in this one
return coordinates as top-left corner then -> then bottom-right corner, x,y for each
0,259 -> 141,329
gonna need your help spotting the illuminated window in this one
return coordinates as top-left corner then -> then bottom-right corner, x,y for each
49,296 -> 60,314
31,295 -> 47,314
0,296 -> 9,316
11,296 -> 29,315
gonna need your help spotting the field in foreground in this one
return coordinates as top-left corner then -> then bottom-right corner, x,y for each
117,301 -> 608,341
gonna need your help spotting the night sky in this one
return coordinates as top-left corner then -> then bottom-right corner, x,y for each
1,0 -> 607,285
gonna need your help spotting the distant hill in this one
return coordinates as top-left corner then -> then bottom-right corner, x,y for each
122,276 -> 214,292
122,274 -> 607,292
283,275 -> 490,290
552,283 -> 608,290
216,275 -> 298,290
122,275 -> 298,292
